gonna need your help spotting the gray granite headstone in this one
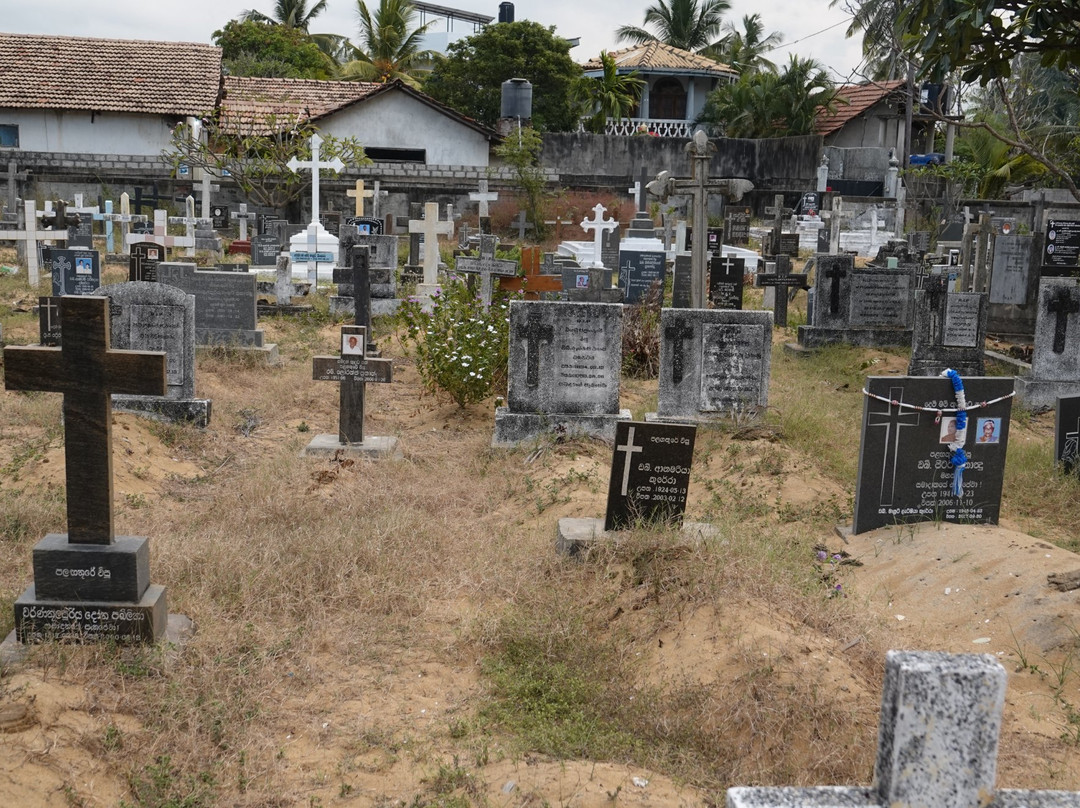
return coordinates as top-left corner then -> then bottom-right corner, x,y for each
651,309 -> 772,422
728,651 -> 1076,808
1016,279 -> 1080,409
600,227 -> 621,270
94,281 -> 211,425
493,301 -> 630,446
988,234 -> 1035,305
671,255 -> 692,308
250,233 -> 279,267
155,262 -> 265,348
908,278 -> 988,376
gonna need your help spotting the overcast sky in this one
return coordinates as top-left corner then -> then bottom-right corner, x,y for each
1,0 -> 870,84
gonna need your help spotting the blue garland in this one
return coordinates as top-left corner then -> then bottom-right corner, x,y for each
941,369 -> 968,497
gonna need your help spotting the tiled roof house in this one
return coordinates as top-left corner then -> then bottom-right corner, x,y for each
0,32 -> 223,155
814,79 -> 907,150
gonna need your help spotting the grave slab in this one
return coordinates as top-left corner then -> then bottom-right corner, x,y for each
908,278 -> 988,376
1015,279 -> 1080,410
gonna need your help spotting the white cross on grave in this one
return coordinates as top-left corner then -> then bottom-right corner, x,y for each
231,203 -> 259,242
101,193 -> 146,254
346,179 -> 374,217
287,133 -> 345,281
455,234 -> 518,304
408,201 -> 454,302
125,209 -> 193,255
371,180 -> 388,220
469,179 -> 499,219
728,650 -> 1080,808
167,195 -> 211,257
616,426 -> 643,496
580,203 -> 619,269
0,200 -> 69,286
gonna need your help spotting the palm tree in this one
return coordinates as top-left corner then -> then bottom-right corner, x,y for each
615,0 -> 731,53
241,0 -> 328,31
703,14 -> 782,73
830,0 -> 906,80
575,52 -> 645,134
338,0 -> 436,87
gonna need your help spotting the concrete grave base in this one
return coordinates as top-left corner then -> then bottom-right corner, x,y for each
112,395 -> 212,428
556,517 -> 719,557
907,358 -> 984,377
13,583 -> 168,644
644,410 -> 762,425
195,342 -> 279,366
328,296 -> 403,318
301,433 -> 402,460
0,612 -> 194,666
492,407 -> 631,447
797,325 -> 912,349
1014,377 -> 1080,412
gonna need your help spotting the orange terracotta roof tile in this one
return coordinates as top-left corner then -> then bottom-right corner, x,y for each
0,32 -> 222,116
582,41 -> 736,78
814,79 -> 906,136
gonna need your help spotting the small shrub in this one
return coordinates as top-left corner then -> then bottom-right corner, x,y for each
396,277 -> 516,408
622,280 -> 663,378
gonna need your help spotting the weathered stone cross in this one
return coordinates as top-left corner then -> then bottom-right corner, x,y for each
231,203 -> 259,241
0,200 -> 69,286
512,210 -> 534,242
727,650 -> 1080,808
1047,285 -> 1080,354
664,320 -> 696,385
408,201 -> 454,287
3,296 -> 166,544
516,307 -> 554,388
167,195 -> 210,257
455,234 -> 518,304
469,179 -> 499,220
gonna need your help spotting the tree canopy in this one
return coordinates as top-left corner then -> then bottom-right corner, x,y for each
241,0 -> 328,30
421,21 -> 584,132
575,52 -> 645,134
213,19 -> 336,79
616,0 -> 731,52
338,0 -> 435,87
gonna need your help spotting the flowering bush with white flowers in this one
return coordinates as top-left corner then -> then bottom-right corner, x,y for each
396,277 -> 516,408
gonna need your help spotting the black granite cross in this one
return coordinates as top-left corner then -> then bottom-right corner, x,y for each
665,320 -> 696,385
865,386 -> 921,506
312,326 -> 393,444
754,256 -> 809,327
823,261 -> 848,315
1047,285 -> 1080,354
40,200 -> 80,232
517,308 -> 554,388
4,296 -> 166,545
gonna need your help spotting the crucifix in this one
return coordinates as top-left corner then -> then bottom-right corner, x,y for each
647,131 -> 754,309
311,325 -> 393,445
1046,285 -> 1080,354
865,386 -> 921,506
664,320 -> 696,385
455,233 -> 518,304
823,260 -> 848,316
346,179 -> 374,217
512,210 -> 534,242
516,307 -> 555,388
580,203 -> 618,269
408,201 -> 454,289
4,296 -> 166,543
754,255 -> 809,327
0,200 -> 70,286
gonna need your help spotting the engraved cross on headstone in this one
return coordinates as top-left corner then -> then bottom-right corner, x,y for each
3,296 -> 166,544
455,234 -> 518,304
1047,285 -> 1080,354
517,308 -> 554,388
664,320 -> 696,385
754,255 -> 809,328
824,260 -> 848,316
616,426 -> 644,496
866,386 -> 921,506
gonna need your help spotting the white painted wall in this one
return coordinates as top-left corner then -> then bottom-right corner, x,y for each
318,92 -> 491,167
0,108 -> 177,155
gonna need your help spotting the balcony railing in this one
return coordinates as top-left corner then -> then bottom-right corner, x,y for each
602,118 -> 721,138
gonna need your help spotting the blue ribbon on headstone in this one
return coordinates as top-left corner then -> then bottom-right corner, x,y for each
942,369 -> 968,497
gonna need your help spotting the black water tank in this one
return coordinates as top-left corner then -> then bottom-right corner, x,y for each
501,78 -> 532,119
498,2 -> 514,23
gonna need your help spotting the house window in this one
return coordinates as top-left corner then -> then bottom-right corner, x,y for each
365,147 -> 426,163
649,79 -> 686,120
0,124 -> 18,148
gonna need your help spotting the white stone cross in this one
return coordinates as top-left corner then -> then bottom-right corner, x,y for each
728,651 -> 1080,808
371,180 -> 388,219
408,201 -> 454,287
616,426 -> 643,496
101,193 -> 147,255
346,179 -> 374,217
469,179 -> 499,219
455,233 -> 517,304
287,133 -> 345,226
125,209 -> 193,254
0,200 -> 69,286
580,203 -> 619,269
231,203 -> 258,241
168,195 -> 210,257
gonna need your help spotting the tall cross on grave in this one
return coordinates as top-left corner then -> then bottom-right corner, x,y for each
629,165 -> 650,213
371,180 -> 389,220
3,158 -> 28,216
287,133 -> 345,226
456,234 -> 518,304
0,200 -> 69,286
231,203 -> 259,242
517,307 -> 555,388
100,193 -> 145,255
728,651 -> 1080,808
167,195 -> 209,257
754,256 -> 809,328
616,425 -> 644,496
647,131 -> 754,308
469,179 -> 499,219
866,386 -> 921,506
3,297 -> 166,544
580,203 -> 619,269
312,326 -> 392,445
512,210 -> 534,242
764,193 -> 794,257
1047,285 -> 1080,354
346,179 -> 374,217
408,202 -> 454,287
665,320 -> 696,385
824,260 -> 848,315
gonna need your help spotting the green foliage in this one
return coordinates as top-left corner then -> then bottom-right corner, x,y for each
616,0 -> 731,52
575,51 -> 644,134
621,281 -> 663,379
494,125 -> 547,239
338,0 -> 436,87
240,0 -> 328,30
701,12 -> 783,72
213,19 -> 335,79
699,55 -> 836,137
396,278 -> 516,408
422,21 -> 583,131
121,755 -> 216,808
